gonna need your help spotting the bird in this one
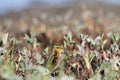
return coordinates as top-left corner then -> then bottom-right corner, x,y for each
46,44 -> 65,74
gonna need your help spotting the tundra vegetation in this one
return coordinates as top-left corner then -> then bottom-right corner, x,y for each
0,4 -> 120,80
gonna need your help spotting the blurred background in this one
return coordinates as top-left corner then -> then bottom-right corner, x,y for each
0,0 -> 120,14
0,0 -> 120,37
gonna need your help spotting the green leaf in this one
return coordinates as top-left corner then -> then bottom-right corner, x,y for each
108,32 -> 120,42
63,32 -> 75,47
89,51 -> 95,62
89,73 -> 101,80
2,33 -> 9,45
24,34 -> 34,44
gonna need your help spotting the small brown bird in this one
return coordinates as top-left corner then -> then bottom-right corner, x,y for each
46,44 -> 64,73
